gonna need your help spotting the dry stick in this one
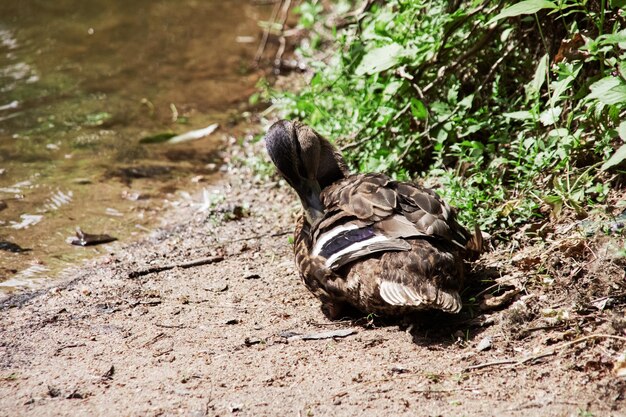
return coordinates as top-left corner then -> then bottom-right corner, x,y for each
465,334 -> 626,372
55,343 -> 86,354
128,256 -> 224,279
273,0 -> 292,67
465,359 -> 518,371
306,319 -> 355,327
397,108 -> 456,161
473,273 -> 524,299
341,103 -> 413,152
254,0 -> 283,65
224,229 -> 291,243
431,0 -> 493,65
333,0 -> 377,30
191,230 -> 291,252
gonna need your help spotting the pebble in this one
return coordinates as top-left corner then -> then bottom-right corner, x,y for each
476,337 -> 492,352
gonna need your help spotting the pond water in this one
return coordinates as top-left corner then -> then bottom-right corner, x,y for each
0,0 -> 271,291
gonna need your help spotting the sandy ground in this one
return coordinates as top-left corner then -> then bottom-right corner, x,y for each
1,148 -> 625,417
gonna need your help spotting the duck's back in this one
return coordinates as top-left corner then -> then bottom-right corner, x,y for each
295,173 -> 480,318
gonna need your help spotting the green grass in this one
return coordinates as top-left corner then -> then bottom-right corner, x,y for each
263,0 -> 626,234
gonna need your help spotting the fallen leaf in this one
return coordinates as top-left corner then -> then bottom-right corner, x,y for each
480,289 -> 520,311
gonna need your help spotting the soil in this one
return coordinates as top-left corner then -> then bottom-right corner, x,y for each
1,139 -> 625,417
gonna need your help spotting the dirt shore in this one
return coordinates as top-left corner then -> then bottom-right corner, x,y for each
1,142 -> 625,417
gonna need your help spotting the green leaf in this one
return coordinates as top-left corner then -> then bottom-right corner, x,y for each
601,144 -> 626,170
488,0 -> 557,24
548,75 -> 576,107
85,112 -> 112,127
410,98 -> 428,120
619,121 -> 626,141
355,43 -> 403,76
382,80 -> 402,98
610,0 -> 626,8
539,106 -> 562,126
547,128 -> 569,137
503,111 -> 533,120
458,94 -> 474,109
586,76 -> 626,105
598,30 -> 626,49
530,54 -> 549,93
139,132 -> 177,144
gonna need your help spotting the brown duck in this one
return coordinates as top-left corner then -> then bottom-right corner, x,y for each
265,120 -> 483,319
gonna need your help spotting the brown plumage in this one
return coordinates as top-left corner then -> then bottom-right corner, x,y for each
265,120 -> 482,319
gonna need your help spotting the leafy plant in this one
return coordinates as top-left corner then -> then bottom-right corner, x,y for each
266,0 -> 626,234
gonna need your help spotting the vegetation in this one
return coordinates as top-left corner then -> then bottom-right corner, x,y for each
264,0 -> 626,233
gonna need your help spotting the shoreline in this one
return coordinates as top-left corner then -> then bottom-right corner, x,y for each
1,137 -> 624,416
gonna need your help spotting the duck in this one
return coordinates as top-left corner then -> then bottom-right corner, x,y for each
265,119 -> 483,319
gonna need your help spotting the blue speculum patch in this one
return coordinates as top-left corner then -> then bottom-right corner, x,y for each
318,227 -> 376,259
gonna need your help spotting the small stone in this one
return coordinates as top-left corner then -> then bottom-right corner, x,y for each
244,273 -> 260,280
229,402 -> 244,412
244,337 -> 261,346
476,337 -> 492,352
66,389 -> 86,399
47,386 -> 61,398
207,282 -> 229,292
390,365 -> 409,374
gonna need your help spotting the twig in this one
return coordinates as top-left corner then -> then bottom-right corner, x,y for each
518,334 -> 626,365
273,0 -> 292,67
223,230 -> 291,243
397,105 -> 459,161
478,40 -> 517,91
254,0 -> 283,65
430,0 -> 493,65
332,0 -> 378,30
142,332 -> 166,348
520,325 -> 564,334
152,349 -> 174,357
591,293 -> 626,304
128,299 -> 162,308
340,130 -> 377,151
410,387 -> 480,394
306,319 -> 355,327
155,323 -> 186,329
422,24 -> 499,94
473,273 -> 523,299
128,256 -> 224,279
465,334 -> 626,372
55,343 -> 86,354
464,359 -> 517,371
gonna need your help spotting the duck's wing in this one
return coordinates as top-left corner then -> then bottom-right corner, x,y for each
312,173 -> 472,270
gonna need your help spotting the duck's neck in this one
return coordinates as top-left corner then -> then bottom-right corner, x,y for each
297,178 -> 323,225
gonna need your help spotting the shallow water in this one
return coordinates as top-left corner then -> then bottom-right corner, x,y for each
0,0 -> 270,290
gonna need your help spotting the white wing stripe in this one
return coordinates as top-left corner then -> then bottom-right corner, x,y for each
324,235 -> 390,269
311,223 -> 359,257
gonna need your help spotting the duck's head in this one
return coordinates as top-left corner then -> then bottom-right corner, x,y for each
265,120 -> 347,224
